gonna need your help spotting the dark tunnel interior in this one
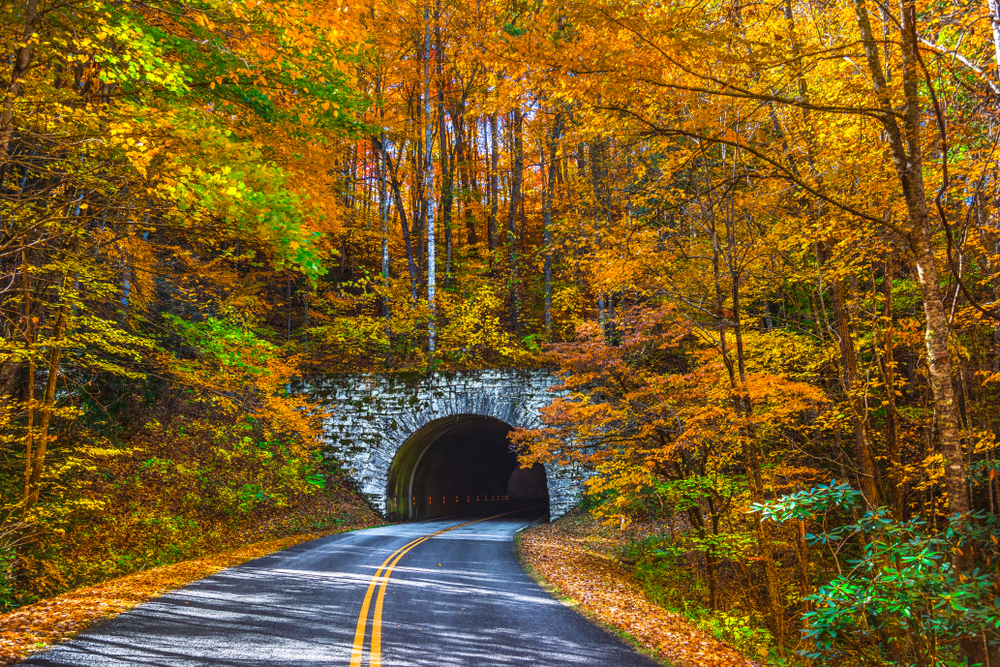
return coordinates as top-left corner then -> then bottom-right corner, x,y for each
385,415 -> 550,521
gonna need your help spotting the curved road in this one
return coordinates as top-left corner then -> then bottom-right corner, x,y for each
22,516 -> 660,666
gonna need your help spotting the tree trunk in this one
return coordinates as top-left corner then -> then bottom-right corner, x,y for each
883,256 -> 903,518
543,113 -> 563,335
507,108 -> 524,331
987,0 -> 1000,78
21,249 -> 35,507
795,519 -> 811,627
423,6 -> 436,354
853,0 -> 968,518
26,293 -> 69,507
829,263 -> 884,508
910,221 -> 968,516
0,0 -> 40,161
373,135 -> 417,301
489,114 -> 499,254
435,18 -> 453,282
722,186 -> 786,648
455,112 -> 478,247
856,0 -> 976,658
413,135 -> 425,280
378,132 -> 390,316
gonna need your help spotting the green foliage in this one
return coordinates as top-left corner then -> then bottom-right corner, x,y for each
163,314 -> 277,375
760,486 -> 1000,664
0,545 -> 17,610
158,112 -> 329,279
623,534 -> 774,659
6,408 -> 339,607
752,480 -> 862,524
686,607 -> 774,661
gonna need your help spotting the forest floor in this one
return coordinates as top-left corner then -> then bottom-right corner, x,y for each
516,509 -> 761,667
0,495 -> 383,665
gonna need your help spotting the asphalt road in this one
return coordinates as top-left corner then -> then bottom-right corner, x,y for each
21,515 -> 661,666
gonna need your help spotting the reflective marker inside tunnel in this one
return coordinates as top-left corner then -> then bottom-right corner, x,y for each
384,415 -> 550,520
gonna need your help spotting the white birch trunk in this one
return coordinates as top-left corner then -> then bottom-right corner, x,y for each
423,6 -> 436,354
988,0 -> 1000,79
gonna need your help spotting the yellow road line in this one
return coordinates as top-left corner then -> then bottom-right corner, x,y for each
349,518 -> 482,666
367,512 -> 520,666
350,512 -> 522,666
369,535 -> 432,667
348,534 -> 428,667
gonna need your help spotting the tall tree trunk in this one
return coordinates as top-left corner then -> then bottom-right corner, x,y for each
987,0 -> 1000,78
720,173 -> 786,649
372,135 -> 417,301
909,222 -> 967,515
854,0 -> 968,518
826,259 -> 884,508
287,274 -> 293,339
489,114 -> 499,254
507,108 -> 524,331
379,132 -> 390,316
413,135 -> 425,280
423,6 -> 437,354
883,256 -> 903,518
0,0 -> 40,161
455,113 -> 478,247
440,126 -> 453,280
856,0 -> 978,658
26,289 -> 69,507
21,249 -> 35,507
542,113 -> 563,335
435,17 -> 453,282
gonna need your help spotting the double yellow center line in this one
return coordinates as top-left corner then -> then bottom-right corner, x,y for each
348,513 -> 511,667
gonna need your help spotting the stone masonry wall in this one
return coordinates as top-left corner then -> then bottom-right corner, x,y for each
301,370 -> 584,519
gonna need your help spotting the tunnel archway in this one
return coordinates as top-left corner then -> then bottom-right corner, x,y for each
385,415 -> 550,521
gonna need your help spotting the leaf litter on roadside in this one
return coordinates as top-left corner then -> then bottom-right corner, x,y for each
519,512 -> 763,667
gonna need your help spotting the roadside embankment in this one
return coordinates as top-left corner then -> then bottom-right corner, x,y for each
0,499 -> 382,666
516,510 -> 761,667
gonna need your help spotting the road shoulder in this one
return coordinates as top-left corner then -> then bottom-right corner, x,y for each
515,510 -> 756,667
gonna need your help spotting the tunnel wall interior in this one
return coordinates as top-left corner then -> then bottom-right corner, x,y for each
507,463 -> 549,513
386,416 -> 550,521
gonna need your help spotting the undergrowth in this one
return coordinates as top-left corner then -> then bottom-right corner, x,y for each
2,411 -> 379,611
621,535 -> 778,662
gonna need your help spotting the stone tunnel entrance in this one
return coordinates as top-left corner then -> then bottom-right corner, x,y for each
306,370 -> 581,518
385,415 -> 550,521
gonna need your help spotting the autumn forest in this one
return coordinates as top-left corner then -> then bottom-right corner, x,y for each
2,0 -> 1000,663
